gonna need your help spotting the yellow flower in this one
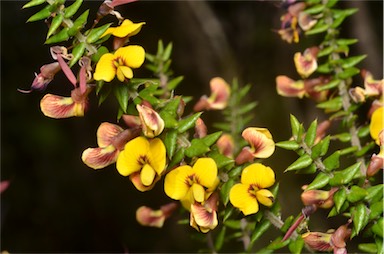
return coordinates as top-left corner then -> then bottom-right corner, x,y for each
229,163 -> 275,216
370,106 -> 384,145
103,19 -> 145,38
164,158 -> 219,209
93,45 -> 145,82
116,136 -> 166,191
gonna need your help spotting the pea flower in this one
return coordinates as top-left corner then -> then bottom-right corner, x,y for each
164,158 -> 219,209
116,136 -> 166,191
137,104 -> 165,138
229,163 -> 275,216
190,192 -> 219,233
370,106 -> 383,145
216,133 -> 235,158
362,70 -> 384,97
102,19 -> 146,50
82,123 -> 140,169
235,127 -> 275,165
193,77 -> 231,111
40,87 -> 90,118
136,202 -> 178,228
294,47 -> 318,78
276,75 -> 306,98
93,45 -> 145,82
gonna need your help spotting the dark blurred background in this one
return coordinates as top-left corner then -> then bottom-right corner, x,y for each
1,0 -> 382,252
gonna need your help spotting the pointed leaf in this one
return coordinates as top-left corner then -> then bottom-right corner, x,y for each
334,188 -> 347,213
290,114 -> 301,139
288,236 -> 304,254
353,203 -> 368,236
47,14 -> 64,39
358,243 -> 378,253
168,148 -> 185,168
23,0 -> 46,8
164,130 -> 177,159
86,23 -> 112,43
214,226 -> 226,251
317,97 -> 342,111
68,9 -> 89,36
336,38 -> 358,46
369,201 -> 383,221
162,42 -> 173,61
347,185 -> 368,203
337,67 -> 360,79
329,162 -> 361,186
341,55 -> 367,69
305,119 -> 317,147
27,5 -> 51,22
167,76 -> 184,90
177,112 -> 202,133
315,79 -> 340,91
276,140 -> 300,150
45,27 -> 69,44
69,42 -> 86,67
251,220 -> 271,244
365,184 -> 383,203
220,178 -> 235,206
185,139 -> 210,158
114,84 -> 129,113
64,0 -> 83,18
285,154 -> 313,172
306,172 -> 330,190
201,131 -> 222,147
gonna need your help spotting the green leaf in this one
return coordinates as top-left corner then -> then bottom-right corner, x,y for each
276,140 -> 300,151
337,67 -> 360,79
91,46 -> 109,63
27,5 -> 51,22
334,188 -> 347,213
177,112 -> 202,133
328,200 -> 349,217
317,97 -> 342,111
68,10 -> 89,37
209,151 -> 234,169
288,236 -> 304,254
317,46 -> 334,58
157,40 -> 164,56
201,131 -> 222,147
353,203 -> 369,236
296,163 -> 317,174
347,185 -> 368,203
164,130 -> 177,159
280,215 -> 294,233
316,63 -> 332,73
333,132 -> 351,142
86,23 -> 111,43
69,42 -> 86,67
326,0 -> 338,7
354,141 -> 376,157
238,102 -> 258,115
305,23 -> 329,35
266,237 -> 290,250
285,154 -> 313,172
329,162 -> 361,186
304,4 -> 325,14
113,84 -> 129,113
97,84 -> 111,106
357,125 -> 370,138
358,243 -> 378,253
168,147 -> 185,168
290,114 -> 301,140
369,201 -> 383,220
311,135 -> 330,159
372,218 -> 383,238
341,55 -> 367,69
23,0 -> 46,8
220,178 -> 235,206
223,206 -> 235,222
224,220 -> 241,229
336,38 -> 358,46
167,76 -> 184,90
45,27 -> 69,44
214,226 -> 226,251
162,42 -> 173,61
47,14 -> 63,38
304,119 -> 317,147
339,146 -> 358,156
228,166 -> 242,178
306,172 -> 330,190
315,79 -> 340,91
185,139 -> 210,158
365,184 -> 383,203
64,0 -> 83,18
250,220 -> 271,244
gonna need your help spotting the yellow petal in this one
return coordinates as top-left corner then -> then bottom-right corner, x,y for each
97,122 -> 124,147
193,158 -> 218,188
40,94 -> 78,119
241,163 -> 275,189
294,51 -> 317,78
116,136 -> 149,176
130,171 -> 159,192
93,53 -> 116,82
164,165 -> 191,200
147,138 -> 166,175
113,20 -> 145,38
192,183 -> 205,203
256,189 -> 274,207
140,164 -> 156,186
370,107 -> 384,144
81,145 -> 119,169
115,45 -> 145,68
229,183 -> 259,216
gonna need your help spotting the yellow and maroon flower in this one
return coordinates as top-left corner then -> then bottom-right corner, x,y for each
40,87 -> 90,119
235,127 -> 275,165
116,136 -> 166,191
93,45 -> 145,82
194,77 -> 231,111
294,47 -> 318,78
362,70 -> 384,97
229,163 -> 275,216
136,104 -> 165,138
164,158 -> 219,209
190,192 -> 219,233
276,75 -> 306,98
82,123 -> 139,169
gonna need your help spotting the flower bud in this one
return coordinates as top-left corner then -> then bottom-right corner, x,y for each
121,114 -> 141,128
217,134 -> 235,158
276,75 -> 306,98
301,187 -> 337,209
136,104 -> 165,138
302,231 -> 333,252
136,202 -> 178,228
18,62 -> 61,93
194,118 -> 207,138
366,154 -> 384,177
